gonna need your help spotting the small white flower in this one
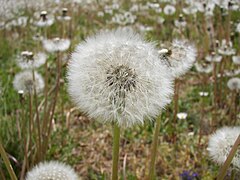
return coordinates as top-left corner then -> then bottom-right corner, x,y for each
67,28 -> 173,127
17,51 -> 47,69
163,5 -> 176,15
26,161 -> 78,180
207,126 -> 240,169
43,38 -> 70,52
159,39 -> 197,78
227,77 -> 240,91
177,112 -> 188,120
13,70 -> 44,94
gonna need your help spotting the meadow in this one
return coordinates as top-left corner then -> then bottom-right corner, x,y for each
0,0 -> 239,179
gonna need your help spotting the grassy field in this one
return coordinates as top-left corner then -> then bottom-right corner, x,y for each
0,0 -> 239,179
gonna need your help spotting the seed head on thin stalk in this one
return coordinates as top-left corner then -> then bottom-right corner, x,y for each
163,4 -> 176,15
227,77 -> 240,91
67,28 -> 173,127
205,52 -> 222,63
57,8 -> 71,21
43,37 -> 70,53
17,51 -> 47,69
218,39 -> 236,56
25,161 -> 79,180
13,70 -> 44,94
34,11 -> 54,27
159,39 -> 197,78
232,56 -> 240,65
207,126 -> 240,169
195,62 -> 213,74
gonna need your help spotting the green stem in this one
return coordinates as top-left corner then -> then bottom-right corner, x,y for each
148,115 -> 161,180
0,140 -> 17,180
112,123 -> 120,180
217,135 -> 240,180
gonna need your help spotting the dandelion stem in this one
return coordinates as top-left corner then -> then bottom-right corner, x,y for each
148,115 -> 161,180
41,60 -> 49,159
0,167 -> 6,180
32,70 -> 42,162
217,134 -> 240,180
112,123 -> 120,180
172,80 -> 179,143
28,92 -> 34,167
0,140 -> 17,180
212,62 -> 217,129
42,51 -> 62,158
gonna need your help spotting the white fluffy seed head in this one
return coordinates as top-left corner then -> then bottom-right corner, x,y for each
25,161 -> 79,180
13,70 -> 44,94
207,126 -> 240,169
67,28 -> 173,127
227,77 -> 240,91
159,39 -> 197,78
17,52 -> 47,69
43,38 -> 70,53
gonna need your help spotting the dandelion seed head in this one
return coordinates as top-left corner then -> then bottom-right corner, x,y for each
218,39 -> 236,56
25,161 -> 78,180
195,62 -> 213,74
205,52 -> 222,63
232,56 -> 240,65
159,39 -> 197,78
67,28 -> 173,127
13,71 -> 44,94
17,52 -> 47,69
43,38 -> 70,52
163,4 -> 176,15
207,126 -> 240,169
227,77 -> 240,91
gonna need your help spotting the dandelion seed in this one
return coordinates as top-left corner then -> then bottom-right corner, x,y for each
207,126 -> 240,169
25,161 -> 78,180
17,51 -> 47,69
227,77 -> 240,91
67,28 -> 173,127
159,39 -> 197,78
13,71 -> 44,94
43,37 -> 70,53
